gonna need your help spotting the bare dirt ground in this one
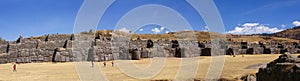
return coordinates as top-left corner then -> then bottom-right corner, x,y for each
0,54 -> 285,81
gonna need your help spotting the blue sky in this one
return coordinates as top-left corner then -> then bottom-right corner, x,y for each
0,0 -> 300,41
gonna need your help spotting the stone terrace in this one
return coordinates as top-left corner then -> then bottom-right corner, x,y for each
0,33 -> 300,64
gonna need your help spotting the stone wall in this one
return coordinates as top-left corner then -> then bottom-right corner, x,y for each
0,34 -> 299,64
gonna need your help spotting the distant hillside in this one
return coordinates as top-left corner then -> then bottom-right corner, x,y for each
272,26 -> 300,40
4,28 -> 300,43
93,30 -> 299,42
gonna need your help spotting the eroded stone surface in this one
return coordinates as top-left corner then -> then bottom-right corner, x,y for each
0,34 -> 299,64
256,53 -> 300,81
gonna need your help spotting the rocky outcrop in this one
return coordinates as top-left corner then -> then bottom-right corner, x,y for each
256,53 -> 300,81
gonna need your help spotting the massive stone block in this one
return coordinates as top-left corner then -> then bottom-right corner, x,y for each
87,48 -> 95,61
271,48 -> 281,54
241,42 -> 248,49
254,47 -> 264,54
226,48 -> 234,55
52,48 -> 59,62
131,50 -> 141,60
171,40 -> 179,48
141,48 -> 149,58
188,47 -> 201,57
238,49 -> 247,54
246,48 -> 254,54
256,53 -> 300,81
146,39 -> 153,48
263,48 -> 271,54
175,47 -> 183,58
201,48 -> 211,56
280,48 -> 288,54
198,42 -> 205,48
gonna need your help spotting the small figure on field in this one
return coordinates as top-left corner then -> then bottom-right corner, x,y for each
13,63 -> 17,72
103,61 -> 106,67
111,61 -> 114,67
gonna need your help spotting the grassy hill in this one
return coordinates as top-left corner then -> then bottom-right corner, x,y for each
272,26 -> 300,40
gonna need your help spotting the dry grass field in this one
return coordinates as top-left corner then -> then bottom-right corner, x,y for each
0,54 -> 290,81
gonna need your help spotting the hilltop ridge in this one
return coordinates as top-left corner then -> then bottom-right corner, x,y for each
272,26 -> 300,40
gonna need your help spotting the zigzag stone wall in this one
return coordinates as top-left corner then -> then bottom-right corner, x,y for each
0,34 -> 300,64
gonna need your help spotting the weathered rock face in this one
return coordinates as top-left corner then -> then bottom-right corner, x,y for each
140,48 -> 149,58
256,53 -> 300,81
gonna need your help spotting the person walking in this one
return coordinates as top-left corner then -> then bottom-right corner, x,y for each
111,61 -> 114,67
13,63 -> 17,72
103,61 -> 106,67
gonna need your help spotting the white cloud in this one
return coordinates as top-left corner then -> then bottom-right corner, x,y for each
242,23 -> 259,27
151,27 -> 164,34
160,27 -> 164,30
118,28 -> 130,33
165,31 -> 169,33
281,24 -> 286,28
201,26 -> 210,32
227,23 -> 284,34
151,28 -> 161,34
139,28 -> 143,31
205,26 -> 209,30
293,21 -> 300,26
